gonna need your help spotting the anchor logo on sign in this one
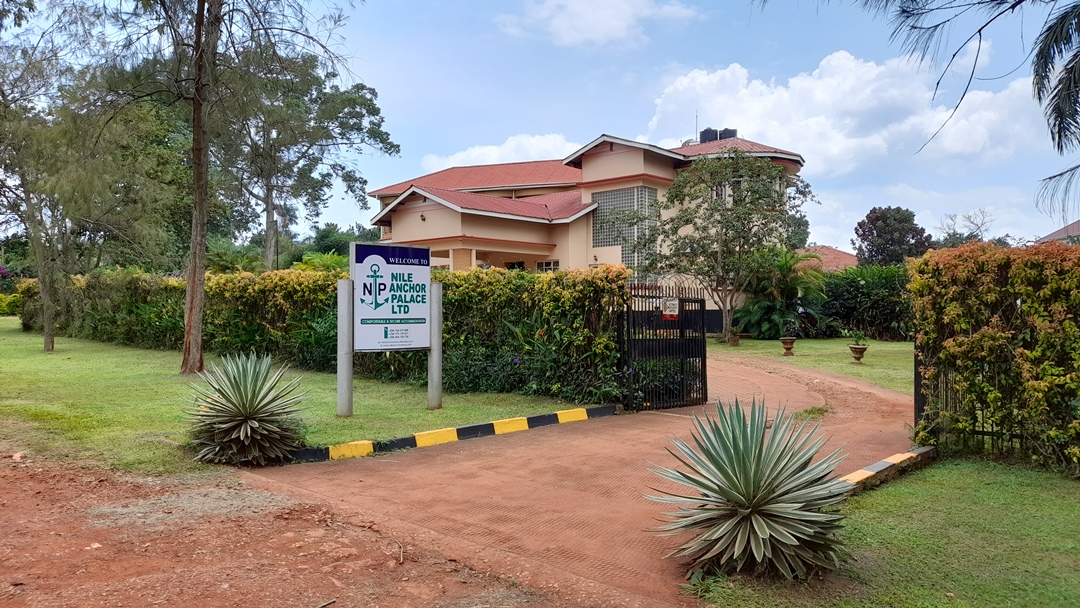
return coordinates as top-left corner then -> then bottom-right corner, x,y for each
358,263 -> 389,311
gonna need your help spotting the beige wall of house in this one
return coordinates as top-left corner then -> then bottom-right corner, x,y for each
388,196 -> 461,241
578,143 -> 645,183
461,215 -> 553,245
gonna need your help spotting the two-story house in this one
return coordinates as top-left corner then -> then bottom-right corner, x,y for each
369,128 -> 804,271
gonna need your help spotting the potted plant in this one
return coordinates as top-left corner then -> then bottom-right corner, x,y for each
844,329 -> 868,363
779,319 -> 797,356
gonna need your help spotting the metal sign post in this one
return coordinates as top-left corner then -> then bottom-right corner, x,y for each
337,243 -> 440,416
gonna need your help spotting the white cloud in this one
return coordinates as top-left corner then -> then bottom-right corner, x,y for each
421,134 -> 583,172
496,0 -> 698,47
644,51 -> 1049,178
807,182 -> 1059,250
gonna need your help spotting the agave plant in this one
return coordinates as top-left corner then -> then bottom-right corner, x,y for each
649,399 -> 850,579
188,353 -> 306,465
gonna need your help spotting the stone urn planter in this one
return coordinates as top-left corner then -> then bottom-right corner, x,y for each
848,344 -> 868,364
779,336 -> 797,356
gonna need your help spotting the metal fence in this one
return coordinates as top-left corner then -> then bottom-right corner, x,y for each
618,283 -> 708,411
914,351 -> 1024,455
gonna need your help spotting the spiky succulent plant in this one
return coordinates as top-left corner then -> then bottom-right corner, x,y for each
188,353 -> 306,466
649,399 -> 850,579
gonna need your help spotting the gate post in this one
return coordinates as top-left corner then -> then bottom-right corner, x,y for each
914,349 -> 925,427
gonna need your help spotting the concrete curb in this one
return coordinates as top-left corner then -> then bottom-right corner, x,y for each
290,405 -> 618,464
839,446 -> 936,493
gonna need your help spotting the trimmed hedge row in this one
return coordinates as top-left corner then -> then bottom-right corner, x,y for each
19,265 -> 630,404
909,242 -> 1080,476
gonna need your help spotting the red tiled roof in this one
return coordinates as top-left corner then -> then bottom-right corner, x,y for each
795,246 -> 858,272
1037,219 -> 1080,243
670,137 -> 804,164
370,160 -> 581,197
419,186 -> 586,222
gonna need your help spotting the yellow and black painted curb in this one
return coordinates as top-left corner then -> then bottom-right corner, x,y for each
290,405 -> 618,464
838,446 -> 936,494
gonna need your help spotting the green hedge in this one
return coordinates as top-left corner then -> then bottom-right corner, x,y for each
821,264 -> 912,340
909,242 -> 1080,476
19,265 -> 630,404
0,292 -> 21,316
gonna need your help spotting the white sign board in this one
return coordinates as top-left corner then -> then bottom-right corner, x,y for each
352,243 -> 431,352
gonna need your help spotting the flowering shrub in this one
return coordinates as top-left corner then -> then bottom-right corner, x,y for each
910,241 -> 1080,476
19,265 -> 630,403
0,265 -> 15,295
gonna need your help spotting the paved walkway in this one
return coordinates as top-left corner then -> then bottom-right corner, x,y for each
246,357 -> 913,607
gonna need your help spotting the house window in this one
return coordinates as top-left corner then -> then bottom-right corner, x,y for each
536,260 -> 559,272
505,261 -> 525,270
591,186 -> 657,267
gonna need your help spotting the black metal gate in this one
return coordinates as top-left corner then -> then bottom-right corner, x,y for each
619,285 -> 708,411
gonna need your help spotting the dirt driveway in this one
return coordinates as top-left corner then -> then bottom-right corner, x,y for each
246,356 -> 914,607
2,355 -> 911,607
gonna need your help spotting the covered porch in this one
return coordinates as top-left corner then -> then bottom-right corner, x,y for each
393,235 -> 558,271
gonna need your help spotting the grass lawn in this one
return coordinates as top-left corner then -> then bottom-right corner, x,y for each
709,338 -> 914,395
692,459 -> 1080,608
0,317 -> 565,474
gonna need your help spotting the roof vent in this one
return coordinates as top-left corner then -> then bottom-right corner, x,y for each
719,128 -> 737,140
699,128 -> 718,144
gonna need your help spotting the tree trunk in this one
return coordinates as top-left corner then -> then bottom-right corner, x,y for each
180,0 -> 221,374
21,178 -> 54,352
263,179 -> 276,270
39,265 -> 55,352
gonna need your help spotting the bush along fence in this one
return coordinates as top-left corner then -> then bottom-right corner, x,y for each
18,265 -> 630,404
909,241 -> 1080,477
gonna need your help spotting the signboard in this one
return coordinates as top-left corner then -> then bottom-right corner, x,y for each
352,243 -> 431,351
661,297 -> 679,321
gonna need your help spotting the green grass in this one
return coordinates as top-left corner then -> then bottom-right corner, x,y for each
792,405 -> 831,420
709,338 -> 914,395
0,317 -> 565,474
690,459 -> 1080,608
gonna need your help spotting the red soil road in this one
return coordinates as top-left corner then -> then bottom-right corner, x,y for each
246,357 -> 914,608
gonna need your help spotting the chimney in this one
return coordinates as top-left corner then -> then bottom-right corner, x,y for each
719,128 -> 737,140
699,127 -> 718,144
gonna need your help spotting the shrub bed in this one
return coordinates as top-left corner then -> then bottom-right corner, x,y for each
909,241 -> 1080,476
20,265 -> 629,404
821,264 -> 912,340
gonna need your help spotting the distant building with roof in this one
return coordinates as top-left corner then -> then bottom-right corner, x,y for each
795,246 -> 858,273
369,128 -> 804,271
1037,219 -> 1080,244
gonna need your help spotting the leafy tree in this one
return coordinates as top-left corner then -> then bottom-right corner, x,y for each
931,208 -> 995,248
206,236 -> 264,273
105,0 -> 382,373
310,222 -> 379,256
0,232 -> 30,276
784,208 -> 811,250
734,248 -> 825,339
214,51 -> 397,269
852,206 -> 932,265
0,0 -> 34,31
631,151 -> 817,344
1,10 -> 78,351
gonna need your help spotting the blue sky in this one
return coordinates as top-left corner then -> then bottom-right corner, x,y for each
323,0 -> 1072,250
